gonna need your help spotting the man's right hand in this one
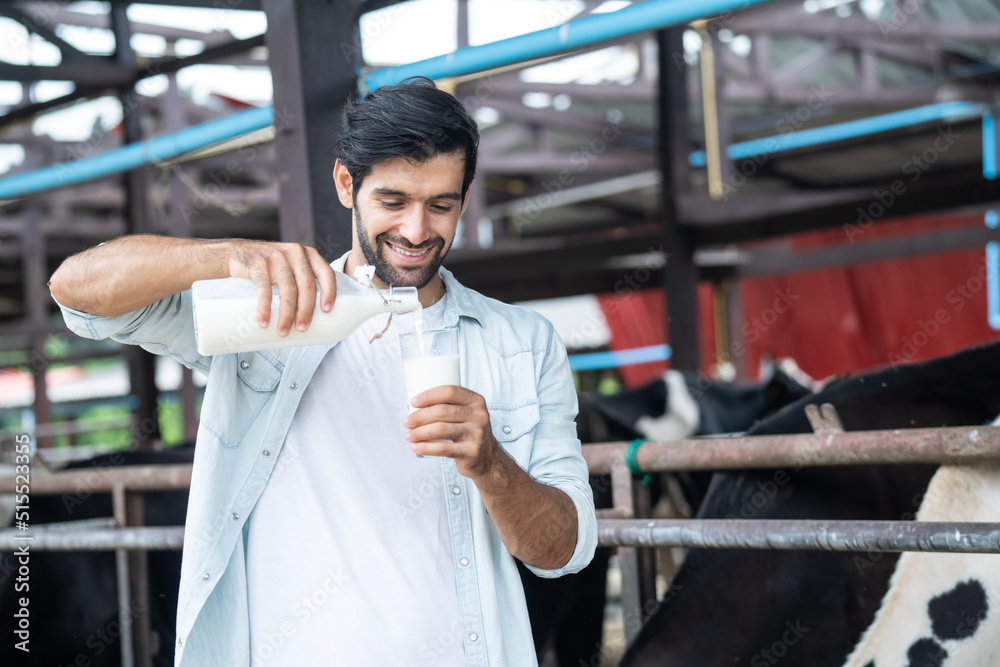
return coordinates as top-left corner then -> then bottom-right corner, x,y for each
49,236 -> 337,335
226,241 -> 337,336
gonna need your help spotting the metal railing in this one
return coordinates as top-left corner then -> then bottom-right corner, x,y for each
2,408 -> 999,651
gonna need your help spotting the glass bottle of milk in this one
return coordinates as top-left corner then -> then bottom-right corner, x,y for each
191,270 -> 419,356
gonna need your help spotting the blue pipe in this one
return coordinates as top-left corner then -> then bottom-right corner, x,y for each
987,241 -> 1000,330
984,113 -> 997,180
0,105 -> 273,200
689,101 -> 986,168
568,344 -> 672,371
987,211 -> 1000,331
361,0 -> 775,91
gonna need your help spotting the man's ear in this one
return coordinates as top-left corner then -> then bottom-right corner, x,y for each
460,184 -> 472,216
333,159 -> 354,208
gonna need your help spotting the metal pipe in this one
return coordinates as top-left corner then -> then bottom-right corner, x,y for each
361,0 -> 776,91
0,526 -> 184,552
0,464 -> 193,495
0,105 -> 273,201
7,521 -> 995,554
689,100 -> 986,167
569,344 -> 672,371
984,112 -> 997,180
597,519 -> 1000,553
583,425 -> 1000,474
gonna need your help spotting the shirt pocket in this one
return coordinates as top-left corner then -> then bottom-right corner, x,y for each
202,351 -> 283,449
488,400 -> 540,468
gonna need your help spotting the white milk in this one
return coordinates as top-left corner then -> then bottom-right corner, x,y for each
413,303 -> 425,354
403,354 -> 461,411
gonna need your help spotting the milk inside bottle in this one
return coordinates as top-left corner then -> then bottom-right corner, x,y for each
191,270 -> 419,356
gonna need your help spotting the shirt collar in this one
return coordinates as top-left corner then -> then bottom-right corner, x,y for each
332,252 -> 484,328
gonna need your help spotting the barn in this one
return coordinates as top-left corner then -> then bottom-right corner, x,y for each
1,0 -> 999,666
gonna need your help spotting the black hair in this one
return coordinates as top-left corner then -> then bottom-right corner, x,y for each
337,76 -> 480,201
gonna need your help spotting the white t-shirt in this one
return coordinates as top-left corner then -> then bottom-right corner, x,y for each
246,295 -> 465,666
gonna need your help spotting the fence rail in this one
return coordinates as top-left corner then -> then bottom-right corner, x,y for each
583,424 -> 1000,474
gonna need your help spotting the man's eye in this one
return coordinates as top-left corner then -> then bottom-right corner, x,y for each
380,201 -> 403,208
431,205 -> 453,213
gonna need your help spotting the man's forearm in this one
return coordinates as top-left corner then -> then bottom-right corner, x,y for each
49,235 -> 231,317
474,446 -> 578,570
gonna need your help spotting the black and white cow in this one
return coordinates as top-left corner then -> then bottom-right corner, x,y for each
618,341 -> 1000,667
842,456 -> 1000,667
522,366 -> 814,667
0,445 -> 193,667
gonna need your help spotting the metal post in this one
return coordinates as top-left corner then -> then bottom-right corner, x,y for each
112,2 -> 159,452
658,27 -> 701,371
111,11 -> 154,664
126,492 -> 150,667
24,203 -> 53,448
631,480 -> 658,623
454,0 -> 482,249
612,469 -> 644,643
112,483 -> 136,667
262,0 -> 358,260
163,71 -> 200,444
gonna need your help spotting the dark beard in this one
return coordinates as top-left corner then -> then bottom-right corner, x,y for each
355,207 -> 449,288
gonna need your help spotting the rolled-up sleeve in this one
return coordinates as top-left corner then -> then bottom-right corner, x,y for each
523,324 -> 597,578
53,290 -> 211,374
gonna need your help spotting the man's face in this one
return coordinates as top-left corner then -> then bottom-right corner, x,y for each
345,152 -> 466,289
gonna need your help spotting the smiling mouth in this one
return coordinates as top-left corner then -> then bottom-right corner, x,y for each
387,242 -> 433,258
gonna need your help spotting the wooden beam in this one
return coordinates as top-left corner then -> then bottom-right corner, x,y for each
659,26 -> 700,372
263,0 -> 357,259
0,5 -> 91,61
699,223 -> 1000,279
731,14 -> 1000,42
687,167 -> 1000,245
481,153 -> 657,174
0,62 -> 131,85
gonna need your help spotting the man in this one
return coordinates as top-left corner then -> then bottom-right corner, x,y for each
49,77 -> 596,666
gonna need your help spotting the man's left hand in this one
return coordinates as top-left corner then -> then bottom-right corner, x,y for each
405,384 -> 577,569
404,385 -> 506,481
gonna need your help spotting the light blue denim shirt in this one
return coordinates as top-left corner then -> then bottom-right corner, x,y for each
55,255 -> 597,667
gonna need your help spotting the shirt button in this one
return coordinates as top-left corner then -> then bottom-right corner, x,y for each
201,572 -> 210,581
460,557 -> 469,566
451,486 -> 461,495
177,639 -> 183,648
469,632 -> 478,642
262,449 -> 271,457
288,381 -> 298,391
502,425 -> 512,434
240,360 -> 249,369
232,512 -> 239,521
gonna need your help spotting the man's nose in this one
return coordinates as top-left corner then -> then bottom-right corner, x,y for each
397,206 -> 432,246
